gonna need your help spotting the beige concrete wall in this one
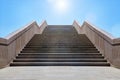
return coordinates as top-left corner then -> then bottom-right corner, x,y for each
0,20 -> 47,68
73,20 -> 120,68
0,39 -> 8,68
72,21 -> 81,34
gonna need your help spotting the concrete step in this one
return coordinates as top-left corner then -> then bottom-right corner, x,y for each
23,47 -> 97,50
18,53 -> 102,55
16,56 -> 104,58
18,53 -> 102,57
13,58 -> 107,62
25,46 -> 96,48
21,50 -> 99,53
19,53 -> 101,54
22,48 -> 98,52
10,62 -> 110,66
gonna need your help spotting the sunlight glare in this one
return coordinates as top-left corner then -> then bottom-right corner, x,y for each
47,0 -> 70,14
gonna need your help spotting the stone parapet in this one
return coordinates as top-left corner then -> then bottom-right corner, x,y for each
73,20 -> 120,68
0,20 -> 47,68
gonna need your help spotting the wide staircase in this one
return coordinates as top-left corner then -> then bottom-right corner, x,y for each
10,25 -> 110,66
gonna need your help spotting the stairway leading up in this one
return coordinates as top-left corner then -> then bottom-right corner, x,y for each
10,25 -> 110,66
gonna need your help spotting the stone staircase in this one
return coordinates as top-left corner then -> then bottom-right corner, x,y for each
10,25 -> 110,66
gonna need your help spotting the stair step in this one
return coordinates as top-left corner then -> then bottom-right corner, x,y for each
26,44 -> 94,46
21,51 -> 99,53
18,54 -> 102,57
10,62 -> 110,66
25,46 -> 96,48
23,48 -> 97,50
16,56 -> 104,58
18,53 -> 102,55
19,53 -> 100,54
13,59 -> 107,62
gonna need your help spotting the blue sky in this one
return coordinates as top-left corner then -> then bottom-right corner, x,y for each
0,0 -> 120,38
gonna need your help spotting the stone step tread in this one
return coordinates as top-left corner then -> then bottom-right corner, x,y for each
22,49 -> 98,51
24,46 -> 96,47
18,53 -> 102,55
21,49 -> 99,51
24,46 -> 97,50
16,56 -> 104,58
21,51 -> 99,53
13,59 -> 107,62
19,53 -> 101,54
18,54 -> 102,57
25,45 -> 95,49
10,62 -> 110,66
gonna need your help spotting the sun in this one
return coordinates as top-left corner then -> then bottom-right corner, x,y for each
55,0 -> 69,13
47,0 -> 70,14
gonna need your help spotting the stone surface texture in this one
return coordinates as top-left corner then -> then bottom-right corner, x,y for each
0,67 -> 120,80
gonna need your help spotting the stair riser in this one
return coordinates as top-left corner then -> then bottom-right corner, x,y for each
10,63 -> 110,66
26,46 -> 95,48
17,55 -> 103,57
16,57 -> 104,59
13,60 -> 107,62
23,48 -> 98,50
21,51 -> 99,53
18,54 -> 102,56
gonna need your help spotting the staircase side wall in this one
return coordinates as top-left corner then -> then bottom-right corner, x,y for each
0,21 -> 47,68
0,39 -> 8,68
73,20 -> 120,68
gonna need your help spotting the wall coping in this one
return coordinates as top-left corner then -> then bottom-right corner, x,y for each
73,20 -> 120,46
0,20 -> 47,46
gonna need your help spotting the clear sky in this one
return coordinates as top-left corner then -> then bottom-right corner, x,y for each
0,0 -> 120,38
